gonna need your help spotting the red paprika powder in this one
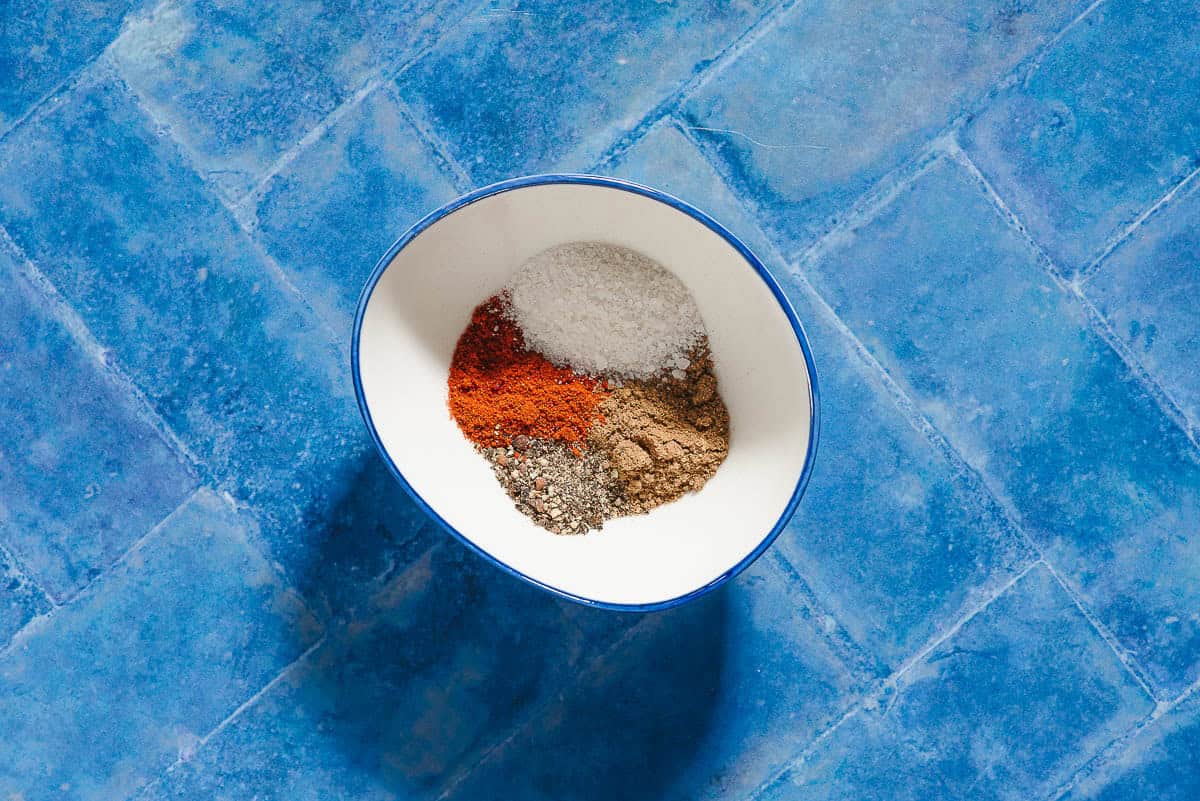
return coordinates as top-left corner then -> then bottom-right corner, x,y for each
448,295 -> 606,448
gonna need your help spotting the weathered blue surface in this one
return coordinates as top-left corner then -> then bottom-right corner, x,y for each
800,155 -> 1200,697
252,85 -> 460,333
767,566 -> 1154,801
0,543 -> 50,651
396,0 -> 773,185
445,553 -> 858,801
137,538 -> 603,801
3,1 -> 1199,798
0,490 -> 321,801
0,0 -> 144,130
1087,179 -> 1200,427
963,0 -> 1200,273
887,565 -> 1152,799
109,0 -> 473,199
757,710 -> 953,801
0,245 -> 195,601
1065,692 -> 1200,801
682,0 -> 1083,257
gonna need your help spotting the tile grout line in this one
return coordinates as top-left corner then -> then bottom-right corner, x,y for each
1079,163 -> 1200,283
947,140 -> 1168,702
433,611 -> 661,801
1049,670 -> 1200,800
1172,671 -> 1200,709
877,559 -> 1043,700
0,487 -> 204,661
211,489 -> 330,629
745,559 -> 1043,801
792,135 -> 953,267
680,107 -> 1162,706
227,0 -> 481,211
944,140 -> 1073,279
1072,287 -> 1200,447
768,551 -> 881,682
233,75 -> 388,214
100,2 -> 251,216
1017,0 -> 1109,84
0,0 -> 167,151
949,139 -> 1200,452
133,634 -> 328,799
746,702 -> 864,801
0,225 -> 205,476
388,85 -> 475,194
58,487 -> 205,607
193,634 -> 326,749
1038,559 -> 1158,701
673,0 -> 1109,265
591,0 -> 807,170
0,61 -> 98,147
104,64 -> 348,351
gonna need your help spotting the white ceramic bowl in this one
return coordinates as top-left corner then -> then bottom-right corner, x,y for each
352,175 -> 818,610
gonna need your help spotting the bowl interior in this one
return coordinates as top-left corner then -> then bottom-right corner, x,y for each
356,180 -> 814,607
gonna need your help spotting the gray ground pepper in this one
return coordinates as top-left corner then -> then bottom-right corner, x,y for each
482,439 -> 627,534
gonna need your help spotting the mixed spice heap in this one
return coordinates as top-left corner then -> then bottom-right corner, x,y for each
447,242 -> 729,534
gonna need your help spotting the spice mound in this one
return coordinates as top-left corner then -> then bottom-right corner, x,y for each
446,242 -> 730,534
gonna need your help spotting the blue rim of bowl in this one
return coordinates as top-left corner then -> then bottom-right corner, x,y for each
351,173 -> 820,613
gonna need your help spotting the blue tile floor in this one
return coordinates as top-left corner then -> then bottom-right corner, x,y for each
1,1 -> 1198,798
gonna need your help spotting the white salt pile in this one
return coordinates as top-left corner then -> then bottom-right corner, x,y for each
505,242 -> 705,379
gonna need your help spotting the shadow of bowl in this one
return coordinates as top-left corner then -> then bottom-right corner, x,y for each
289,480 -> 729,800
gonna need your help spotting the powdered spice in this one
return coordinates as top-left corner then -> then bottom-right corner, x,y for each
588,345 -> 729,513
446,244 -> 731,535
448,295 -> 607,449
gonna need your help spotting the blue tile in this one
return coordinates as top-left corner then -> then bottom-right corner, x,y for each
253,86 -> 459,331
136,538 -> 603,801
1066,692 -> 1200,801
0,68 -> 430,614
0,0 -> 142,128
109,0 -> 473,198
778,286 -> 1032,673
445,554 -> 856,801
889,565 -> 1153,800
1087,181 -> 1200,426
758,710 -> 952,801
801,154 -> 1200,695
296,449 -> 440,622
608,121 -> 778,260
0,544 -> 50,650
0,244 -> 195,600
396,0 -> 774,185
611,125 -> 1031,672
766,568 -> 1154,801
0,489 -> 321,801
963,0 -> 1200,273
683,0 -> 1082,257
